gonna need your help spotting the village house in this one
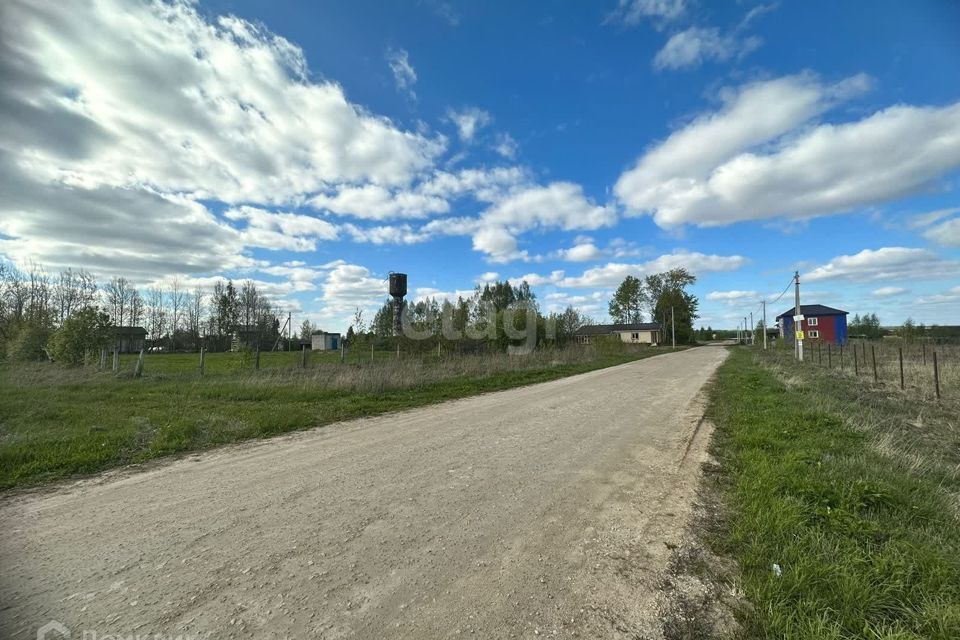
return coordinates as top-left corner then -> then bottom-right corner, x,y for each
777,304 -> 849,346
573,322 -> 663,345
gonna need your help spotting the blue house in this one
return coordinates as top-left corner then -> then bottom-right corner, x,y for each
776,304 -> 849,346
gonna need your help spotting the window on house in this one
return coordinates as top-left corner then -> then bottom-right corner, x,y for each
807,330 -> 819,339
631,332 -> 639,340
807,317 -> 818,326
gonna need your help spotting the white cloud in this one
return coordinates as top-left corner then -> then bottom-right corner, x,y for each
386,48 -> 417,99
616,73 -> 960,228
706,290 -> 760,302
559,241 -> 605,262
907,207 -> 960,229
447,107 -> 493,142
871,286 -> 907,297
559,251 -> 748,288
313,262 -> 388,327
224,206 -> 338,251
923,217 -> 960,247
0,0 -> 446,279
804,247 -> 960,282
2,0 -> 443,203
472,227 -> 525,263
606,0 -> 687,27
492,133 -> 519,159
916,286 -> 960,305
484,183 -> 616,233
653,27 -> 761,71
341,223 -> 432,245
310,185 -> 449,220
508,270 -> 565,287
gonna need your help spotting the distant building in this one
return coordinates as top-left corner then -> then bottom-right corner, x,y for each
776,304 -> 848,346
311,330 -> 341,351
113,326 -> 147,353
573,322 -> 663,345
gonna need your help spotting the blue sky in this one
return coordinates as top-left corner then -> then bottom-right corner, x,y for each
1,0 -> 959,331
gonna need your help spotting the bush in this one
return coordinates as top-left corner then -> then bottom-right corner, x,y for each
6,323 -> 52,362
47,308 -> 112,365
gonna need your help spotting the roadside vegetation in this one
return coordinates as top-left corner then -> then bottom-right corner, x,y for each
704,347 -> 960,639
0,342 -> 682,491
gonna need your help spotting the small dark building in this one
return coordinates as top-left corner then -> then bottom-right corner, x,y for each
113,326 -> 147,353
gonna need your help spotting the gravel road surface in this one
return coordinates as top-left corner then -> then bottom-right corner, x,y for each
1,346 -> 727,639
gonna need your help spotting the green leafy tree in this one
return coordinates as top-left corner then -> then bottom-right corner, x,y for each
47,307 -> 111,365
645,268 -> 699,344
608,276 -> 647,324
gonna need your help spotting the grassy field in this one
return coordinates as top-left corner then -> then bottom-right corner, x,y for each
704,347 -> 960,639
0,344 -> 679,491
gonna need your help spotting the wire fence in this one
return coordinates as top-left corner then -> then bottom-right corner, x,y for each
759,338 -> 958,402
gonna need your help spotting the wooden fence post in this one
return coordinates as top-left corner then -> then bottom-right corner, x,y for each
853,344 -> 859,375
199,347 -> 205,376
371,342 -> 374,363
255,346 -> 261,370
871,344 -> 878,383
818,342 -> 822,365
898,347 -> 904,390
933,351 -> 940,400
828,344 -> 832,369
922,342 -> 926,366
839,344 -> 844,371
100,348 -> 106,369
340,339 -> 345,362
112,349 -> 119,373
134,349 -> 145,378
301,344 -> 307,369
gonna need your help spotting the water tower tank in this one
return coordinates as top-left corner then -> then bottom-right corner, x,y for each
389,272 -> 407,298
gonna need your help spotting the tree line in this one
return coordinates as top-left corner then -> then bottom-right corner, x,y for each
0,261 -> 286,363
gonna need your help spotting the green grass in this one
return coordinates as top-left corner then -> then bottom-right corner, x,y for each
705,347 -> 960,639
0,345 -> 679,491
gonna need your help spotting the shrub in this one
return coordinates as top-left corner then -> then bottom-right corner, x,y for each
47,308 -> 112,365
6,323 -> 52,362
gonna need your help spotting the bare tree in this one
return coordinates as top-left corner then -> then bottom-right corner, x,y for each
52,268 -> 97,325
187,286 -> 204,350
129,289 -> 144,327
146,285 -> 165,346
167,277 -> 185,351
105,277 -> 131,326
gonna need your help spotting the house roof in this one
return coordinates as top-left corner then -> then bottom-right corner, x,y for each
113,326 -> 146,334
775,304 -> 848,320
573,322 -> 662,336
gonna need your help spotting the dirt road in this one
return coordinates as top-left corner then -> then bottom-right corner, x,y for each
1,347 -> 727,639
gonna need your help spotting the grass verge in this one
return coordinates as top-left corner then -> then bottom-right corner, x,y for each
0,345 -> 680,491
704,347 -> 960,639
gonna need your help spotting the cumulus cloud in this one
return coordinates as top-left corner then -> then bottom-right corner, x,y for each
804,247 -> 960,282
558,251 -> 747,288
225,206 -> 338,251
447,107 -> 493,142
653,27 -> 761,71
310,185 -> 449,220
616,73 -> 960,228
0,0 -> 446,281
386,48 -> 417,99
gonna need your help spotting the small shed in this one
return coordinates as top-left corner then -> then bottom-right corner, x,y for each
113,326 -> 147,353
311,331 -> 341,351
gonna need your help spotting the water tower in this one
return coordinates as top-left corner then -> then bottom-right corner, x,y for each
389,272 -> 407,336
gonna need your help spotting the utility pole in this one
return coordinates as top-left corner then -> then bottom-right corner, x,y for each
762,300 -> 767,350
794,270 -> 803,361
671,306 -> 675,349
750,311 -> 754,345
743,316 -> 747,345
